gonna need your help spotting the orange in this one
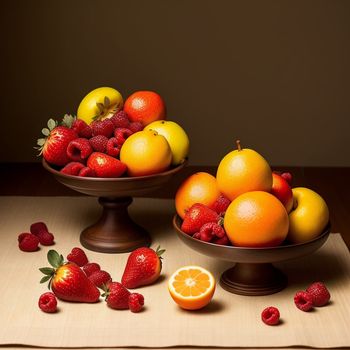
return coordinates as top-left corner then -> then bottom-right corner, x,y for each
124,91 -> 166,126
216,140 -> 272,201
168,266 -> 216,310
224,191 -> 289,247
120,130 -> 172,176
175,172 -> 221,219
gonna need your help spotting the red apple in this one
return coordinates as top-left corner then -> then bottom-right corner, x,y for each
271,172 -> 293,213
281,172 -> 292,186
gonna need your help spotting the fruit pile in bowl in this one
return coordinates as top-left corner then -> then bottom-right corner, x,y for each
36,87 -> 189,178
175,140 -> 330,247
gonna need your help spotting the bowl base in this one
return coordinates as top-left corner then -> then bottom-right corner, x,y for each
80,196 -> 151,253
220,263 -> 287,296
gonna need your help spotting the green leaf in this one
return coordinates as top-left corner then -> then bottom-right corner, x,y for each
40,275 -> 51,284
47,250 -> 62,268
96,102 -> 105,112
104,96 -> 110,108
42,128 -> 50,136
37,138 -> 46,146
47,119 -> 57,131
156,246 -> 166,257
39,267 -> 55,275
61,114 -> 75,128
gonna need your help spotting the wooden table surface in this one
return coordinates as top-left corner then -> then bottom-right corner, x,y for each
1,162 -> 349,249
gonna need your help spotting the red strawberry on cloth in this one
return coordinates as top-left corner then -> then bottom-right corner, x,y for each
67,247 -> 89,267
121,246 -> 165,289
181,203 -> 220,235
39,250 -> 100,303
103,282 -> 130,309
87,152 -> 127,178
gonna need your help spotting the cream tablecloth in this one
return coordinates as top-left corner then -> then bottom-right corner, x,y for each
0,196 -> 349,348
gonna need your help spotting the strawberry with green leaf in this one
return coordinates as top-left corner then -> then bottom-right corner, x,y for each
39,250 -> 100,303
35,115 -> 78,166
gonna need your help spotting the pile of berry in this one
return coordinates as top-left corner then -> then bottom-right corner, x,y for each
180,197 -> 231,245
261,281 -> 331,326
37,112 -> 143,178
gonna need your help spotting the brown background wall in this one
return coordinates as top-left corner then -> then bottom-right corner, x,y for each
1,0 -> 349,166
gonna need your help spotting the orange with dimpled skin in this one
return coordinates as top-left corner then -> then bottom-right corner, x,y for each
224,191 -> 289,247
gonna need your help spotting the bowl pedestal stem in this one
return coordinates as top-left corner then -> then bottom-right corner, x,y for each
220,262 -> 288,296
80,196 -> 151,253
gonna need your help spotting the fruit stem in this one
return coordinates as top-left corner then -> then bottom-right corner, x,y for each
236,140 -> 242,151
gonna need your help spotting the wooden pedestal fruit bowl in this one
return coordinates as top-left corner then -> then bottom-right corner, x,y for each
173,214 -> 330,296
43,159 -> 186,253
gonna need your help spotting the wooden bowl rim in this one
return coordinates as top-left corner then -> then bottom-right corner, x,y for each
173,214 -> 331,252
42,158 -> 187,182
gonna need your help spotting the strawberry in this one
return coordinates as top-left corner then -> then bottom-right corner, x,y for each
89,270 -> 112,289
39,250 -> 100,303
66,138 -> 93,162
67,247 -> 89,267
181,203 -> 220,235
121,246 -> 165,289
87,152 -> 127,178
199,222 -> 225,242
210,194 -> 231,214
36,118 -> 78,166
103,282 -> 130,309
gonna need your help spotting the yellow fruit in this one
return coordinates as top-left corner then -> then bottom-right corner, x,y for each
216,140 -> 272,201
146,120 -> 190,165
224,191 -> 289,247
168,266 -> 216,310
175,172 -> 221,219
120,130 -> 172,176
288,187 -> 329,243
77,87 -> 123,125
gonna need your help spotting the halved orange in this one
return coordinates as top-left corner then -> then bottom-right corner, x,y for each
168,266 -> 216,310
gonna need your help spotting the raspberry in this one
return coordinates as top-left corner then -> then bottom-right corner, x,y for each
106,137 -> 121,157
89,270 -> 112,289
261,306 -> 280,325
199,222 -> 225,242
110,111 -> 130,128
79,166 -> 96,177
30,222 -> 48,235
114,128 -> 133,146
30,221 -> 54,245
294,291 -> 313,311
38,292 -> 57,313
213,234 -> 230,246
60,161 -> 85,175
18,233 -> 40,252
89,135 -> 108,152
83,262 -> 101,277
37,231 -> 55,245
128,293 -> 144,313
67,138 -> 93,162
211,194 -> 231,214
67,247 -> 88,267
129,121 -> 143,133
91,119 -> 114,138
72,119 -> 92,138
306,282 -> 330,307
